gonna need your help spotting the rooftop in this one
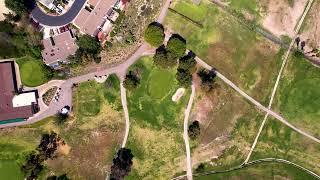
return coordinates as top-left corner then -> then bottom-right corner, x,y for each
0,61 -> 38,121
73,0 -> 117,36
42,30 -> 78,65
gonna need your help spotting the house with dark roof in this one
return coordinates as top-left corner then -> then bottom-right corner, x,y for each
0,61 -> 39,122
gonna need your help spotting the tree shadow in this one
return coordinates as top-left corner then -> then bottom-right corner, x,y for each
149,21 -> 164,31
169,34 -> 186,44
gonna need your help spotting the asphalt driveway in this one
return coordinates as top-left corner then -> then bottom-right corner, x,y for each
31,0 -> 87,27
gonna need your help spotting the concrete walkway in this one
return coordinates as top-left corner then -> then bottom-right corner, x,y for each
183,84 -> 196,180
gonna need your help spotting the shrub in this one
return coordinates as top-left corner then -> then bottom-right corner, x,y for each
123,71 -> 140,90
197,68 -> 216,92
188,121 -> 200,140
144,22 -> 165,47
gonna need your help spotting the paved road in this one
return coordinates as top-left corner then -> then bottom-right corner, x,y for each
183,84 -> 195,180
244,0 -> 315,164
195,57 -> 320,144
31,0 -> 87,27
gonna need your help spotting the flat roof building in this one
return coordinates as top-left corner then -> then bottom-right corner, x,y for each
73,0 -> 118,36
0,61 -> 39,121
41,30 -> 78,68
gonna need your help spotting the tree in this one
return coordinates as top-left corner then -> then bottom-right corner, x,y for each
144,22 -> 165,47
110,148 -> 134,180
197,68 -> 216,92
47,174 -> 70,180
123,71 -> 140,90
73,35 -> 102,65
167,34 -> 187,58
37,132 -> 61,159
188,121 -> 200,140
178,52 -> 197,73
176,68 -> 192,87
153,46 -> 177,69
5,0 -> 35,15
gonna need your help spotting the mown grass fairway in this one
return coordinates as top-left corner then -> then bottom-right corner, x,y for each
274,54 -> 320,138
126,57 -> 190,179
16,56 -> 49,87
165,0 -> 283,105
195,161 -> 318,180
250,119 -> 320,175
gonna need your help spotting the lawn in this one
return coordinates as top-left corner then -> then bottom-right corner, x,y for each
250,118 -> 320,175
195,161 -> 318,180
0,160 -> 24,180
126,57 -> 190,179
274,54 -> 320,138
165,0 -> 284,105
16,56 -> 50,87
0,76 -> 125,179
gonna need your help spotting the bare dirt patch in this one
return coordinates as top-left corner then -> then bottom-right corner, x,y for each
0,0 -> 10,21
261,0 -> 308,37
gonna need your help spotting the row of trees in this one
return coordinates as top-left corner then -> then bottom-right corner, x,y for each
21,132 -> 65,179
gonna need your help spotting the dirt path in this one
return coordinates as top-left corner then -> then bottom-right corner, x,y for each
183,84 -> 195,180
244,0 -> 315,164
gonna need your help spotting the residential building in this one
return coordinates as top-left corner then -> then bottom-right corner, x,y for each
0,61 -> 39,122
41,29 -> 78,68
73,0 -> 118,36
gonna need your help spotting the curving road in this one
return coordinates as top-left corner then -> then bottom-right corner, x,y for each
31,0 -> 87,27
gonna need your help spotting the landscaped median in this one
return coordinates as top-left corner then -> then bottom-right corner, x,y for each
125,57 -> 191,179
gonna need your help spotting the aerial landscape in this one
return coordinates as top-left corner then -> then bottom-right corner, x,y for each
0,0 -> 319,179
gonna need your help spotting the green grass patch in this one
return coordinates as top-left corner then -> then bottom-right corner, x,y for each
0,160 -> 24,180
16,56 -> 50,87
250,119 -> 320,175
171,0 -> 208,22
275,54 -> 320,137
227,0 -> 259,17
148,68 -> 175,99
195,161 -> 318,180
165,0 -> 284,105
126,57 -> 190,179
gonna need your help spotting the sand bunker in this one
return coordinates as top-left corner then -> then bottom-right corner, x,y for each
172,88 -> 185,102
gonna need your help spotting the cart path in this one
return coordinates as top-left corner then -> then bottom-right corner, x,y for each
183,84 -> 196,180
244,0 -> 315,164
195,57 -> 320,144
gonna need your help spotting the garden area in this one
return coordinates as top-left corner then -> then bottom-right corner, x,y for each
16,56 -> 51,87
165,0 -> 284,105
0,75 -> 125,179
125,57 -> 191,179
274,54 -> 320,138
250,119 -> 320,175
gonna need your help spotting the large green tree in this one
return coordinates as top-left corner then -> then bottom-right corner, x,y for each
153,46 -> 177,69
178,52 -> 197,73
110,148 -> 134,180
144,22 -> 165,47
197,68 -> 216,92
123,71 -> 140,90
176,68 -> 192,87
167,34 -> 186,58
